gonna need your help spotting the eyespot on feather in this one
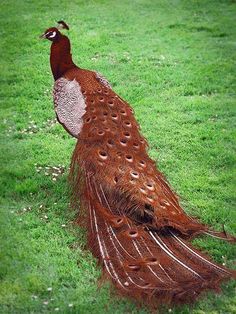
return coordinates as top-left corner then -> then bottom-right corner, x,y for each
108,100 -> 114,107
124,120 -> 132,127
133,142 -> 140,149
98,130 -> 105,136
144,257 -> 159,265
120,109 -> 127,115
127,229 -> 139,238
98,150 -> 108,160
125,155 -> 133,162
107,139 -> 115,147
123,131 -> 131,138
110,217 -> 124,227
116,151 -> 123,159
120,139 -> 127,146
126,264 -> 141,271
140,187 -> 147,195
145,182 -> 155,191
111,113 -> 118,120
160,199 -> 170,207
85,117 -> 91,123
130,171 -> 139,178
139,160 -> 146,167
147,196 -> 154,203
118,165 -> 125,173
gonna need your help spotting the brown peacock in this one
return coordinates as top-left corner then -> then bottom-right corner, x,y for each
40,21 -> 235,307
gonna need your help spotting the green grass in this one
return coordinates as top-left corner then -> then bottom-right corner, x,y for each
0,0 -> 236,313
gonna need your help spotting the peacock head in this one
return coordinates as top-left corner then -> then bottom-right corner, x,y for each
40,21 -> 69,42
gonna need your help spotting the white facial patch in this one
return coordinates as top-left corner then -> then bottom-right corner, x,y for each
48,31 -> 56,38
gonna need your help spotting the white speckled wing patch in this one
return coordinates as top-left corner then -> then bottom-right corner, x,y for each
53,78 -> 86,138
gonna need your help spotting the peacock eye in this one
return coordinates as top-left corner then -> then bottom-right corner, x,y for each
47,31 -> 56,39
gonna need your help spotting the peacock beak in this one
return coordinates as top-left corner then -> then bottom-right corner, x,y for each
39,33 -> 46,39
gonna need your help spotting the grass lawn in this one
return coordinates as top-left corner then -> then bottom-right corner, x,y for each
0,0 -> 235,313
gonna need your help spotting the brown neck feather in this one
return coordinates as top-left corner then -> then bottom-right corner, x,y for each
50,35 -> 77,81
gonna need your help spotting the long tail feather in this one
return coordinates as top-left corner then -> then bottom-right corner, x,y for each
79,172 -> 235,307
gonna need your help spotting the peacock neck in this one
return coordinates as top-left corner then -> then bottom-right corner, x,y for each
50,35 -> 77,81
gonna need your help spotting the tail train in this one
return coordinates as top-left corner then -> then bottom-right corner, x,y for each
70,160 -> 235,307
